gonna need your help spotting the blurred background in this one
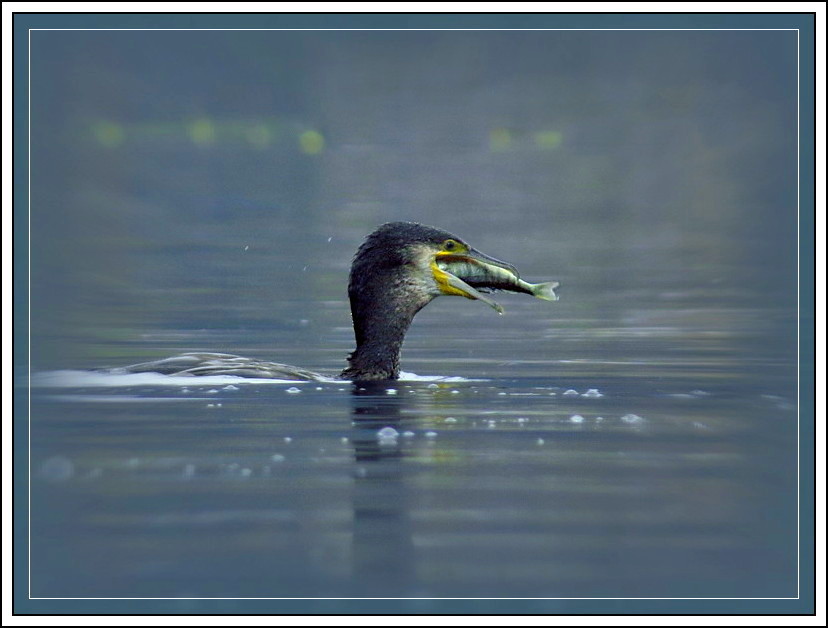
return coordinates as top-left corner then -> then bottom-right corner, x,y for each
29,29 -> 798,374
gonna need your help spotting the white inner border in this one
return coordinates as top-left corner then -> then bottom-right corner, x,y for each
23,24 -> 806,603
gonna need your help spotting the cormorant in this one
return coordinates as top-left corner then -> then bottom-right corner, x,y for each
119,222 -> 559,381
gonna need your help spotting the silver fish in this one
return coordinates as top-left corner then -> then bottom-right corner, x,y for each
436,257 -> 560,313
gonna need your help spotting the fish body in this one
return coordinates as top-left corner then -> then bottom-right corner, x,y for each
436,256 -> 560,312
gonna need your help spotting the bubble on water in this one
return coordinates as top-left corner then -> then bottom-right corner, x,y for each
286,387 -> 302,394
424,431 -> 438,438
621,413 -> 645,425
270,454 -> 286,463
569,414 -> 585,423
536,438 -> 545,446
284,437 -> 293,443
222,384 -> 239,391
582,389 -> 603,398
444,417 -> 457,423
563,389 -> 579,397
377,427 -> 399,445
402,431 -> 416,438
385,389 -> 398,395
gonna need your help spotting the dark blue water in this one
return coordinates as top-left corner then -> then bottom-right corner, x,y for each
29,278 -> 799,599
24,29 -> 800,604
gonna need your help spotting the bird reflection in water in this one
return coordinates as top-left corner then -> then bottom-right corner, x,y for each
348,382 -> 419,596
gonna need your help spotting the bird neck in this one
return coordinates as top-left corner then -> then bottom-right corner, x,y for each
341,268 -> 430,381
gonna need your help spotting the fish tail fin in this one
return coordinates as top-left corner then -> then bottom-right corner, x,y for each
532,281 -> 560,302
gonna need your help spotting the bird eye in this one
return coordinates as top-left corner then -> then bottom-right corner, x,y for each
443,239 -> 457,251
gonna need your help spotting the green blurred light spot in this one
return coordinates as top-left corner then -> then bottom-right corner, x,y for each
245,124 -> 272,149
534,130 -> 563,149
299,129 -> 325,155
92,121 -> 124,148
188,117 -> 216,147
489,127 -> 512,152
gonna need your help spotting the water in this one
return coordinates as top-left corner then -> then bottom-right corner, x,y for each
23,29 -> 800,605
28,285 -> 798,600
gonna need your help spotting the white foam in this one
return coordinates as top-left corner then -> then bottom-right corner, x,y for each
29,370 -> 310,389
397,371 -> 473,382
31,369 -> 474,389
